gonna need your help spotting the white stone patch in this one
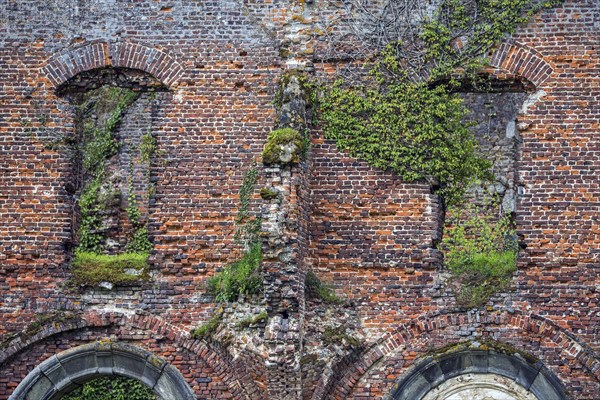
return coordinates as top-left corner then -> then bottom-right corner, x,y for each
505,120 -> 517,139
422,373 -> 538,400
98,281 -> 114,290
521,90 -> 546,115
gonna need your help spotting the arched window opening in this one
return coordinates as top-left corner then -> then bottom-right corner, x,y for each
440,74 -> 536,308
390,349 -> 566,400
8,342 -> 196,400
58,68 -> 169,289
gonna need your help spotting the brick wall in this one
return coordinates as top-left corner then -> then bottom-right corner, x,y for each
0,0 -> 598,399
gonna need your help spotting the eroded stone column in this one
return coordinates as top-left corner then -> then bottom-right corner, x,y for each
261,73 -> 311,399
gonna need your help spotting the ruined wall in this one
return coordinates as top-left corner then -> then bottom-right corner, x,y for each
0,0 -> 598,399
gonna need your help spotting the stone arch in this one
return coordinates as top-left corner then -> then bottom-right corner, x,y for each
318,310 -> 600,399
488,41 -> 554,88
389,349 -> 566,400
42,41 -> 185,89
8,341 -> 195,400
1,310 -> 265,400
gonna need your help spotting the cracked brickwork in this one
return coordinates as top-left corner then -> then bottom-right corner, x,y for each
0,1 -> 598,399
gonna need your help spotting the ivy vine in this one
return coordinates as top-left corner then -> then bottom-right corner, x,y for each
319,0 -> 561,205
61,376 -> 156,400
207,168 -> 263,303
72,86 -> 156,287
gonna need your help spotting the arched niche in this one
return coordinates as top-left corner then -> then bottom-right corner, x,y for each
55,66 -> 171,279
8,342 -> 196,400
389,350 -> 566,400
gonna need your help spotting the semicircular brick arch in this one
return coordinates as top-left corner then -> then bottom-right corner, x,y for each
0,310 -> 265,400
488,41 -> 554,88
318,310 -> 600,399
8,341 -> 195,400
42,40 -> 185,89
390,349 -> 566,400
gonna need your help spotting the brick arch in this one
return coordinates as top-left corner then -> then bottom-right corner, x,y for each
389,349 -> 566,400
488,41 -> 554,88
0,310 -> 264,400
42,41 -> 185,89
318,310 -> 600,399
9,341 -> 195,400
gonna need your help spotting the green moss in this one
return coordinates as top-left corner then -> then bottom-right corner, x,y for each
424,341 -> 470,359
305,271 -> 344,304
72,251 -> 150,287
323,325 -> 361,349
262,128 -> 307,166
300,353 -> 319,366
208,243 -> 262,302
191,313 -> 222,341
423,340 -> 539,365
236,310 -> 268,329
478,340 -> 539,364
274,70 -> 318,109
1,312 -> 79,349
259,187 -> 279,200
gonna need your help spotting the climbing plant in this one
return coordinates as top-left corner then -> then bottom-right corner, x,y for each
76,86 -> 140,253
72,86 -> 155,287
208,168 -> 263,302
233,168 -> 261,249
319,0 -> 561,205
61,376 -> 156,400
441,199 -> 518,308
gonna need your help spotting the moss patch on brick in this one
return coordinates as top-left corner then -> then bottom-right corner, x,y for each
262,128 -> 307,165
323,325 -> 361,349
191,313 -> 222,341
259,187 -> 279,200
72,251 -> 150,287
236,310 -> 268,329
305,271 -> 344,304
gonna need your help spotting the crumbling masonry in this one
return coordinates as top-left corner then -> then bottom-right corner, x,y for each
0,1 -> 598,399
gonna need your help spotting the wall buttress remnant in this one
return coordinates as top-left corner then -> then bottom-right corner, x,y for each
262,72 -> 311,399
0,1 -> 598,399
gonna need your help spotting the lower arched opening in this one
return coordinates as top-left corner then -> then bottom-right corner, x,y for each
390,349 -> 566,400
8,342 -> 196,400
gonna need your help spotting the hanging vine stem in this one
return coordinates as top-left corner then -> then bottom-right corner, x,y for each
314,0 -> 561,85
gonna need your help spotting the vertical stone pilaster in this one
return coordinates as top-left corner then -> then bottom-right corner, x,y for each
261,73 -> 311,399
262,164 -> 304,399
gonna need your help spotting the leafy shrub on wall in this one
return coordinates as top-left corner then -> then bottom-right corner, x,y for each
442,202 -> 518,308
61,376 -> 156,400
